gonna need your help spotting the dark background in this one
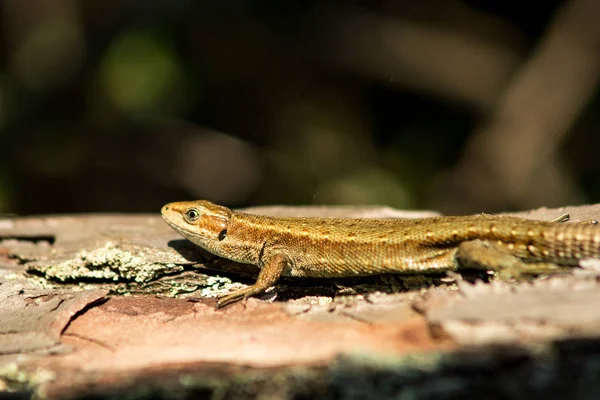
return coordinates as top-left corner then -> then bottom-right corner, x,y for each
1,0 -> 599,215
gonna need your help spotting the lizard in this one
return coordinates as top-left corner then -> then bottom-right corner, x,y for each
161,200 -> 600,307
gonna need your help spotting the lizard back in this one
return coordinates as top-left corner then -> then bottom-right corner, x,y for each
223,212 -> 600,278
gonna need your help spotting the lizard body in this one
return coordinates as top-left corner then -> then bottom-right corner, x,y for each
161,200 -> 600,306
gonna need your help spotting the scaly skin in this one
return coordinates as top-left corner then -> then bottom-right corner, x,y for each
161,200 -> 600,307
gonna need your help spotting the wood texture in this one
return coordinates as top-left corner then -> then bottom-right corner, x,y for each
2,204 -> 600,398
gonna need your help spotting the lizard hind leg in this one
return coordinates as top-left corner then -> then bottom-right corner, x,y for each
216,253 -> 287,308
455,239 -> 566,280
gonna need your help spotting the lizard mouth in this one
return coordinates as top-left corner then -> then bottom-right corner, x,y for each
161,211 -> 205,244
161,207 -> 192,236
161,214 -> 179,230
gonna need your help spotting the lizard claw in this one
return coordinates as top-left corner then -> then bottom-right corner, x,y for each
216,286 -> 259,308
216,292 -> 243,308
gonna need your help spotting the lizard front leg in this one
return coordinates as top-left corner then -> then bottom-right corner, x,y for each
217,253 -> 288,308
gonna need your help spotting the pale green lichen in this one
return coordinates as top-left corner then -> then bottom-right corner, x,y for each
101,272 -> 235,297
30,242 -> 184,283
199,276 -> 239,298
0,363 -> 55,393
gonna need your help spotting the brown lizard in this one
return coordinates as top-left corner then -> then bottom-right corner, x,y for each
161,200 -> 600,307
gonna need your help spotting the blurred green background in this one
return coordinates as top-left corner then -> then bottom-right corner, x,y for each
1,0 -> 599,215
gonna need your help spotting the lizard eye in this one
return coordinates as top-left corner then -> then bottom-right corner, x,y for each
184,208 -> 200,222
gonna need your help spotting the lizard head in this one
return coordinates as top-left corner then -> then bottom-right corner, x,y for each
161,200 -> 232,250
